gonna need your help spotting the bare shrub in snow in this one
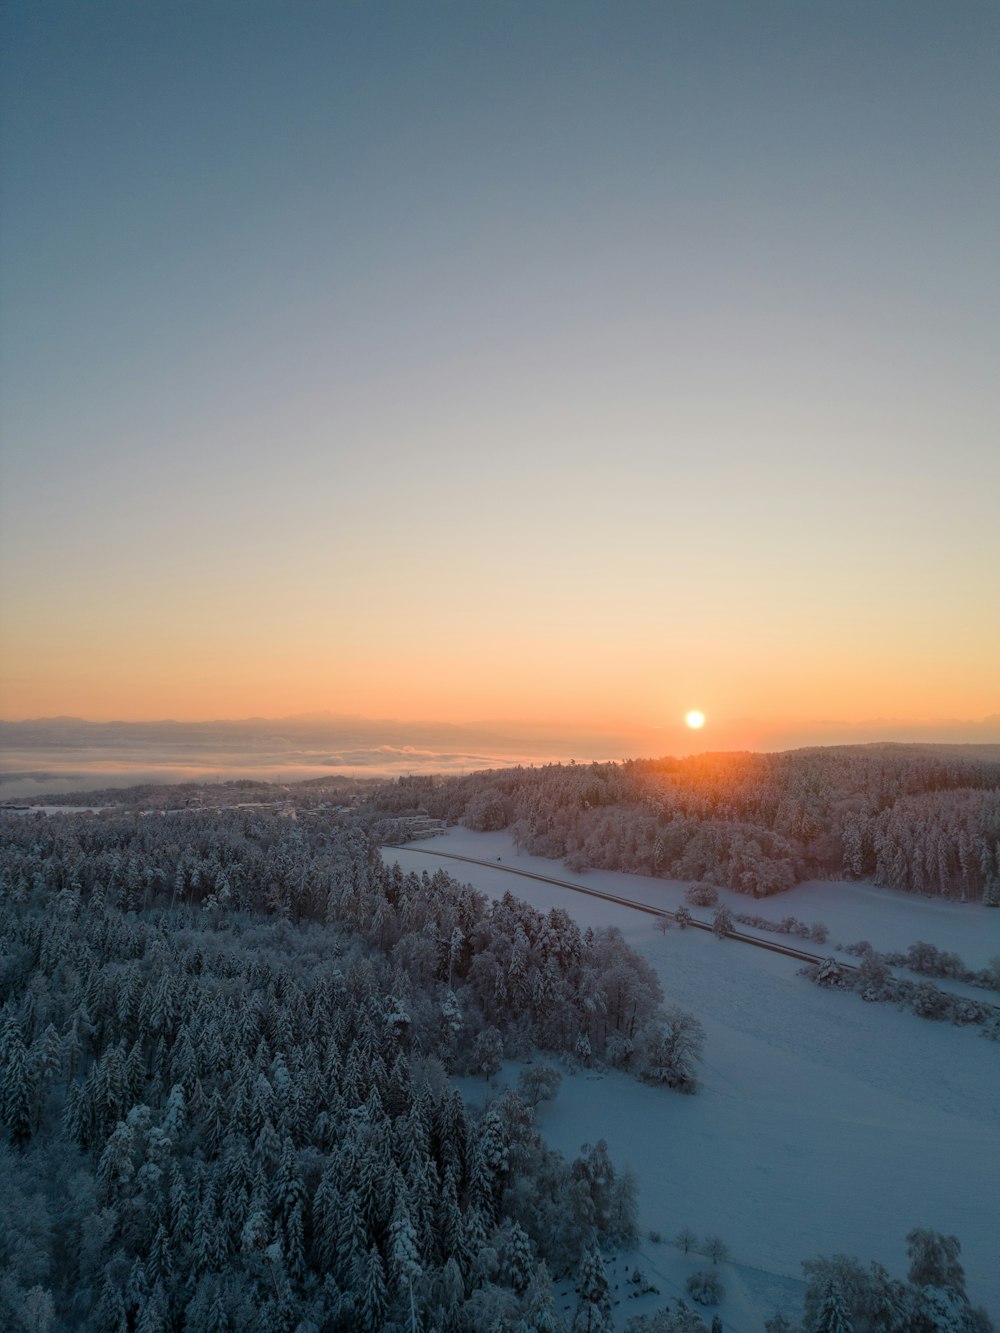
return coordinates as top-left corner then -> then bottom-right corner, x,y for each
703,1235 -> 729,1265
675,1226 -> 697,1254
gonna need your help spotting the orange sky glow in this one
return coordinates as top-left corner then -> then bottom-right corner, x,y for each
1,4 -> 997,752
2,590 -> 997,752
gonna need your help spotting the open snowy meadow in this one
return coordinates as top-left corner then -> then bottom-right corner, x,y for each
384,827 -> 1000,1329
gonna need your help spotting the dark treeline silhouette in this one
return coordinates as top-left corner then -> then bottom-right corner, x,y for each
371,746 -> 1000,902
0,807 -> 702,1332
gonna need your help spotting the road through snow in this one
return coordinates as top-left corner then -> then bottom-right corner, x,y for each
384,827 -> 1000,1327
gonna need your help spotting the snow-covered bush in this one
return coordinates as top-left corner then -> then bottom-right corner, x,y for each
910,980 -> 949,1020
711,906 -> 732,938
685,883 -> 718,907
857,949 -> 891,1001
633,1007 -> 705,1093
814,958 -> 847,988
686,1271 -> 723,1305
518,1063 -> 562,1107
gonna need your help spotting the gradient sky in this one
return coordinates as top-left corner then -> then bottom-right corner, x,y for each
1,1 -> 998,742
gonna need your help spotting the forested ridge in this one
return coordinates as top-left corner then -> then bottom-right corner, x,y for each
370,747 -> 1000,902
0,808 -> 699,1332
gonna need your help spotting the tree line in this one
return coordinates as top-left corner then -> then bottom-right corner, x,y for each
370,746 -> 1000,902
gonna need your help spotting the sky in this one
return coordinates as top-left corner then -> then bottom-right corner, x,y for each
1,1 -> 998,749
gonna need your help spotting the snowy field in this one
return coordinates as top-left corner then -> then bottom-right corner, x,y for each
398,826 -> 1000,969
385,827 -> 1000,1328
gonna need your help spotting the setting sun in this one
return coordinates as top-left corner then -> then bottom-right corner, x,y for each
685,710 -> 706,729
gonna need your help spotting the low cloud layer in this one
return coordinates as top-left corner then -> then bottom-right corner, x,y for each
2,712 -> 997,800
0,715 -> 627,798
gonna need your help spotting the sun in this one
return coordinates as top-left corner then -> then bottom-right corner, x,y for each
685,710 -> 706,730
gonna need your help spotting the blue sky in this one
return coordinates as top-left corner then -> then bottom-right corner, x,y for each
1,1 -> 998,733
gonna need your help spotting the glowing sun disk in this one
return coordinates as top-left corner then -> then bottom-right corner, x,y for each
685,710 -> 706,729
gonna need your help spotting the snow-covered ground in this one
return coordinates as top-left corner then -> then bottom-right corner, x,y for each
397,826 -> 1000,968
385,827 -> 1000,1329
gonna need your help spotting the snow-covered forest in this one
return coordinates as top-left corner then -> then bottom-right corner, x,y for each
1,801 -> 995,1331
370,747 -> 1000,902
0,807 -> 699,1331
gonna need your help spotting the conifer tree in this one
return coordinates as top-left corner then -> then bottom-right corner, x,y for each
135,1283 -> 169,1333
500,1220 -> 535,1296
0,1017 -> 33,1144
390,1198 -> 423,1329
521,1260 -> 566,1332
355,1244 -> 388,1333
573,1247 -> 613,1333
311,1162 -> 342,1272
813,1277 -> 853,1333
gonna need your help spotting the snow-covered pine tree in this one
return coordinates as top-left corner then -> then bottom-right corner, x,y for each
354,1244 -> 388,1333
813,1276 -> 853,1333
573,1247 -> 613,1333
498,1219 -> 534,1296
520,1259 -> 565,1332
1,1017 -> 34,1144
